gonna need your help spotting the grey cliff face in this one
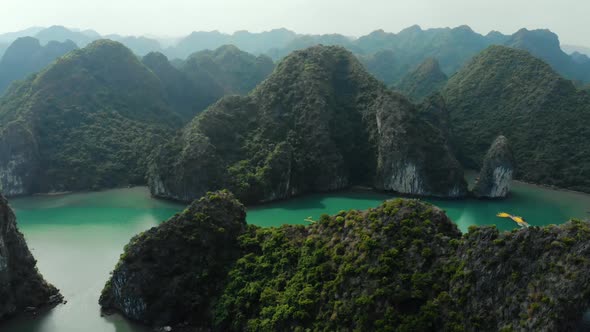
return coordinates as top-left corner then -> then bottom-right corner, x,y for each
0,193 -> 61,321
0,122 -> 38,197
374,94 -> 467,198
473,135 -> 515,198
148,47 -> 468,203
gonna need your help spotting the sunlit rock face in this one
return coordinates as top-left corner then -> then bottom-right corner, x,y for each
0,194 -> 61,321
473,135 -> 515,198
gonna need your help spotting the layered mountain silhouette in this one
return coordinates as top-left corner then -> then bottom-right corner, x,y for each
0,37 -> 77,94
1,25 -> 589,85
506,28 -> 590,83
397,58 -> 448,101
143,45 -> 274,119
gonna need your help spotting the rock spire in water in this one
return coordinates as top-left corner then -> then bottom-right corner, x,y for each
473,135 -> 515,198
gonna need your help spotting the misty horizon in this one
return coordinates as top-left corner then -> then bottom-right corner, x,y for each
1,0 -> 589,46
1,24 -> 588,51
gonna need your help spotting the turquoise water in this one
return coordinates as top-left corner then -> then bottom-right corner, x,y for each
247,183 -> 590,232
3,183 -> 590,331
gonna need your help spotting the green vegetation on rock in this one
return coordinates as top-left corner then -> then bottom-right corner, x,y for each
143,45 -> 274,120
264,26 -> 590,86
443,45 -> 590,192
148,45 -> 466,203
99,190 -> 246,325
0,37 -> 77,95
214,198 -> 460,331
184,45 -> 274,95
505,29 -> 590,83
0,194 -> 61,322
142,52 -> 216,120
0,40 -> 180,195
357,50 -> 399,86
450,221 -> 590,331
397,58 -> 448,101
0,40 -> 273,196
100,191 -> 590,331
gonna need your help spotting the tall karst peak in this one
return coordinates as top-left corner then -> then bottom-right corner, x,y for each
444,45 -> 590,192
148,45 -> 467,203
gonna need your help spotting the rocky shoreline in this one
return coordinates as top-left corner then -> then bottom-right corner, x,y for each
100,190 -> 590,331
0,194 -> 62,323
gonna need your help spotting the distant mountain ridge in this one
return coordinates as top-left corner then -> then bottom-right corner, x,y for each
505,28 -> 590,83
0,36 -> 77,94
562,44 -> 590,56
0,27 -> 45,43
1,25 -> 589,85
34,25 -> 98,47
0,25 -> 163,56
143,45 -> 274,120
166,28 -> 298,59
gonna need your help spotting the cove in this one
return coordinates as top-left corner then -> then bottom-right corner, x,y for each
3,183 -> 590,332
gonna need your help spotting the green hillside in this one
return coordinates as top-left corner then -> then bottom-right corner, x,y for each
443,45 -> 590,192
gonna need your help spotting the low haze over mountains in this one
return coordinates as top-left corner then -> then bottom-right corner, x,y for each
0,37 -> 77,94
0,23 -> 590,198
3,12 -> 590,331
1,24 -> 590,91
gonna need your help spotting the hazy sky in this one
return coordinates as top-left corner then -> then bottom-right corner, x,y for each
2,0 -> 589,46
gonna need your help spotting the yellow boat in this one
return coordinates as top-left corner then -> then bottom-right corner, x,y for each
497,212 -> 530,228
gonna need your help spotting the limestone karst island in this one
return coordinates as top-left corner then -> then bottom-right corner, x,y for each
1,1 -> 590,331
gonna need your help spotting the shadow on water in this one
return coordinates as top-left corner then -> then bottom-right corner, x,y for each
7,185 -> 590,331
103,313 -> 151,332
575,309 -> 590,331
1,308 -> 151,332
1,312 -> 49,332
248,194 -> 328,211
245,180 -> 590,231
248,191 -> 395,212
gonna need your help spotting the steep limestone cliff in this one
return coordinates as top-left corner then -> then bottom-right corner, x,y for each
0,121 -> 38,196
0,194 -> 61,321
148,46 -> 467,203
99,190 -> 246,325
101,191 -> 462,330
101,191 -> 590,331
444,45 -> 590,193
473,135 -> 515,198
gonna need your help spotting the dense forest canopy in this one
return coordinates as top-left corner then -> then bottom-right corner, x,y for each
443,45 -> 590,192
